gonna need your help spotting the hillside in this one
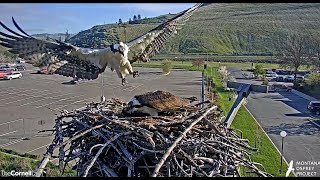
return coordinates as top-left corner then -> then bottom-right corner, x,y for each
1,3 -> 320,57
32,33 -> 75,42
68,3 -> 320,55
69,14 -> 176,48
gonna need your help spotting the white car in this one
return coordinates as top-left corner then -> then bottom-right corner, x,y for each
266,71 -> 277,78
4,72 -> 22,80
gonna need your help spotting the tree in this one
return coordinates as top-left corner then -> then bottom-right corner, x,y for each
278,32 -> 308,82
218,66 -> 231,89
118,18 -> 123,24
65,29 -> 70,43
307,36 -> 320,71
137,14 -> 141,20
253,64 -> 265,78
128,18 -> 132,24
133,15 -> 137,22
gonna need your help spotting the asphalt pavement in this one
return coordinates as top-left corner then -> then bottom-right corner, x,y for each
0,64 -> 202,156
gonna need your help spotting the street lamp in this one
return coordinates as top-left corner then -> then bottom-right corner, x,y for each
201,64 -> 207,107
279,130 -> 287,174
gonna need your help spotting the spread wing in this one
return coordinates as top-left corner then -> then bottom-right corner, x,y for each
127,3 -> 204,63
0,17 -> 107,80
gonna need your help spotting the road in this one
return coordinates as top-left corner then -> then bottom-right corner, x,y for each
227,66 -> 320,177
0,64 -> 202,156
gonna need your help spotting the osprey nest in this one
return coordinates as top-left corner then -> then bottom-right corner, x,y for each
36,91 -> 272,177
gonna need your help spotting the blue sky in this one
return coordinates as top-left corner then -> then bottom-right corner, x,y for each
0,3 -> 195,35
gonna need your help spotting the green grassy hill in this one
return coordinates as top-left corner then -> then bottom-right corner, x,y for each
68,3 -> 320,55
1,3 -> 320,57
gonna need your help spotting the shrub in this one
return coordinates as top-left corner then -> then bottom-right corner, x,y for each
304,74 -> 320,89
161,60 -> 173,74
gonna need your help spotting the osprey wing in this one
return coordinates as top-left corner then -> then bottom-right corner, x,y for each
0,17 -> 105,80
126,3 -> 204,63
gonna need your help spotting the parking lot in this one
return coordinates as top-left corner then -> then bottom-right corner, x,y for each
0,65 -> 202,155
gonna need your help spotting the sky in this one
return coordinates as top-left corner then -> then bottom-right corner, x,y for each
0,3 -> 196,35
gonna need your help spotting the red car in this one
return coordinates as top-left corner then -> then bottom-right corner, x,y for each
0,70 -> 12,78
37,69 -> 51,74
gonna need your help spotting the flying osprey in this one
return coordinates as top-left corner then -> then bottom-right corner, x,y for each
0,3 -> 204,85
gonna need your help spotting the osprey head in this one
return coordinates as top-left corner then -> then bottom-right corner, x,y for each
118,42 -> 129,57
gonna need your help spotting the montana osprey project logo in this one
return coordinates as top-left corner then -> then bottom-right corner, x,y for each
286,160 -> 294,177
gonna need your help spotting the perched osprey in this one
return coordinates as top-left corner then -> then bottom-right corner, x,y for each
0,3 -> 204,85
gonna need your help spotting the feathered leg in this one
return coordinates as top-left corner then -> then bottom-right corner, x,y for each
115,68 -> 126,86
124,61 -> 139,78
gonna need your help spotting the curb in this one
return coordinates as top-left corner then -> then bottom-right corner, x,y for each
242,105 -> 296,177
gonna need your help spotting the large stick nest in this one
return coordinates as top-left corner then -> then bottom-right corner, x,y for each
36,96 -> 272,177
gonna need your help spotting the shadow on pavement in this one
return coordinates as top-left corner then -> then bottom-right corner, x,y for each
266,121 -> 320,136
270,91 -> 310,114
61,81 -> 76,85
285,113 -> 309,118
138,71 -> 163,75
175,81 -> 201,86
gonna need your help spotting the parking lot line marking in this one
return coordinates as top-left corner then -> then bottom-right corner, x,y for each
0,88 -> 43,97
2,91 -> 69,105
0,138 -> 25,148
0,89 -> 52,101
19,92 -> 76,107
0,131 -> 17,137
53,96 -> 99,111
0,86 -> 21,92
26,143 -> 51,154
0,118 -> 23,126
0,87 -> 37,95
35,94 -> 88,109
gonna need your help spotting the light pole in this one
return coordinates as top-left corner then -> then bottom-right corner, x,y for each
201,64 -> 207,107
279,130 -> 287,174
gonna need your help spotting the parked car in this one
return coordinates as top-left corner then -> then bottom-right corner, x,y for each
16,65 -> 26,71
266,71 -> 277,78
37,69 -> 50,74
276,75 -> 285,82
285,75 -> 294,82
6,63 -> 17,68
0,70 -> 12,78
296,75 -> 305,81
0,65 -> 9,69
1,67 -> 16,71
304,74 -> 310,80
308,101 -> 320,116
16,58 -> 26,64
3,72 -> 22,80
